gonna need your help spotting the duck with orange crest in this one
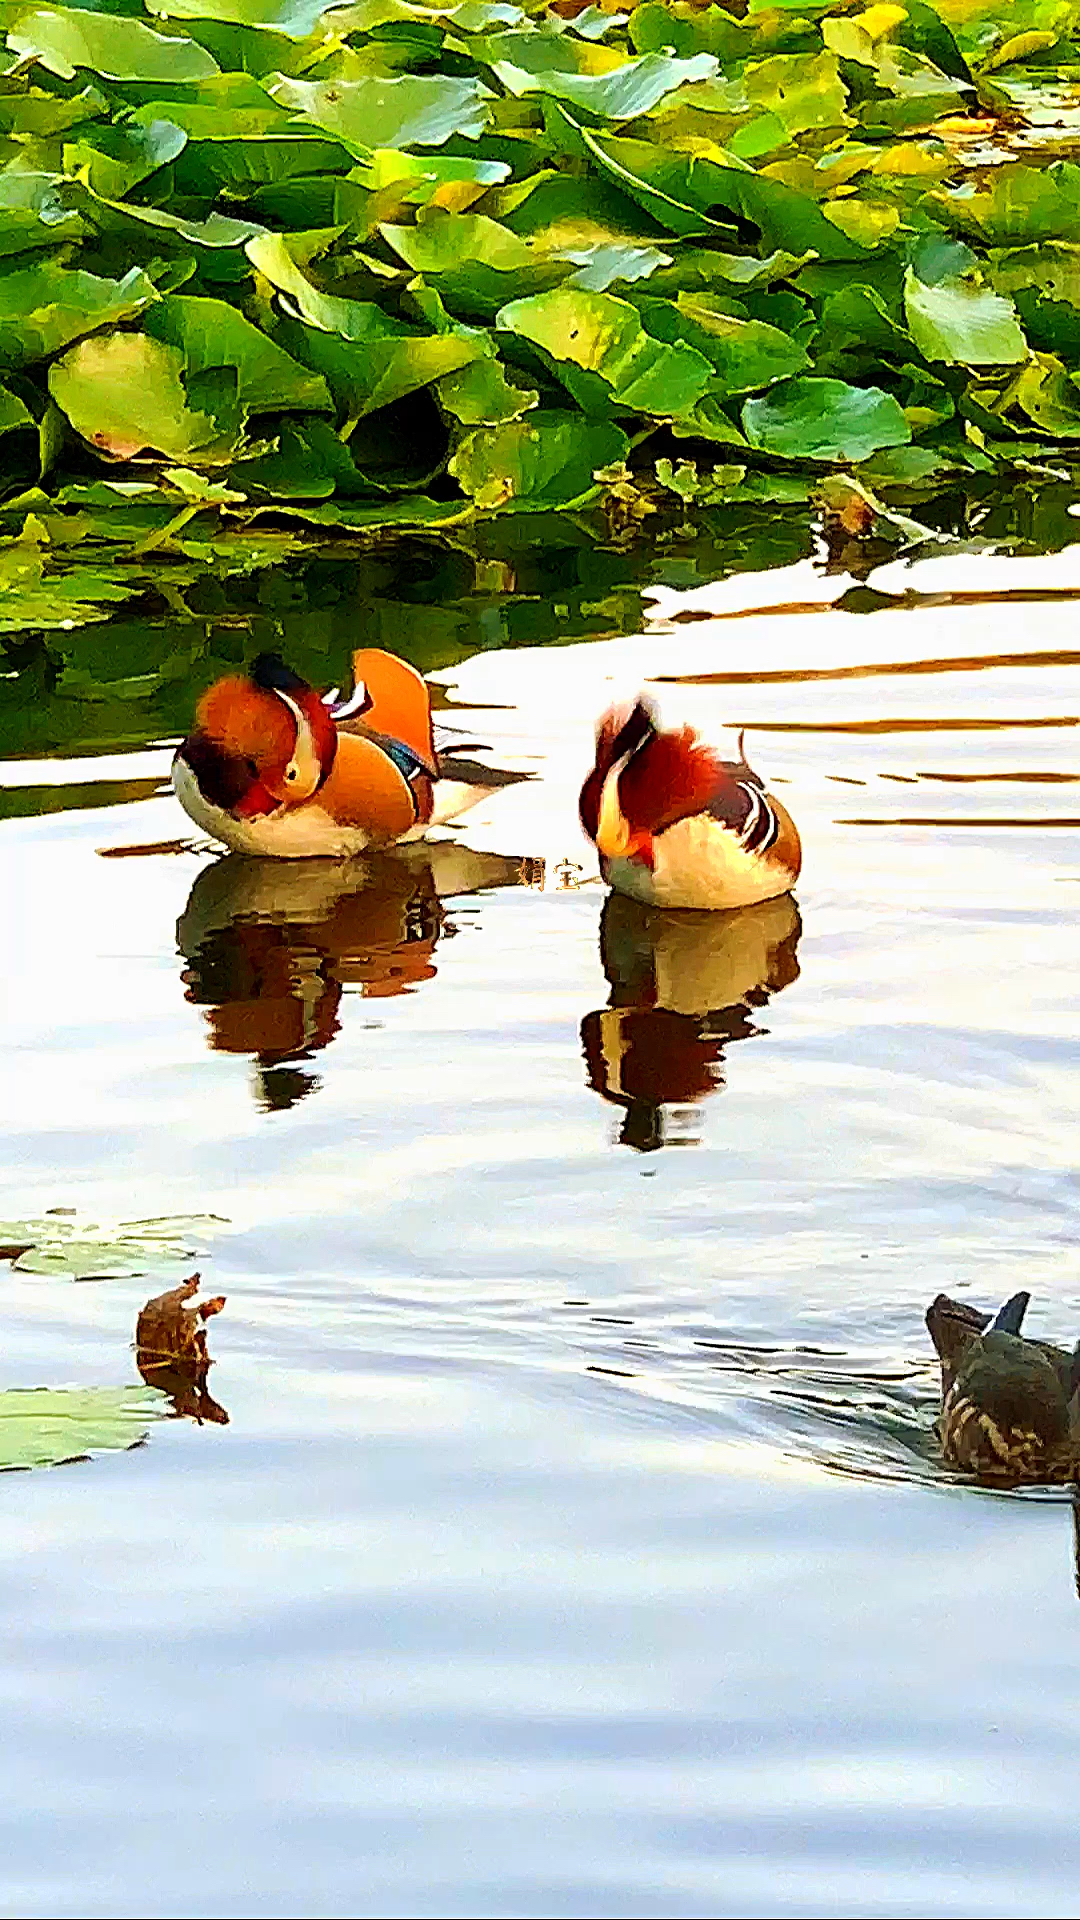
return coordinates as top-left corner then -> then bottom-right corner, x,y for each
580,698 -> 801,912
173,648 -> 528,858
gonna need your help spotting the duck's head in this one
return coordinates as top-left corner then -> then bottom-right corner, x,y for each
178,653 -> 337,819
932,1289 -> 1080,1479
581,698 -> 726,869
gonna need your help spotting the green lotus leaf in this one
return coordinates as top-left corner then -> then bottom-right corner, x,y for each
271,73 -> 494,150
80,185 -> 265,250
145,295 -> 333,413
0,1211 -> 228,1279
0,1386 -> 167,1471
274,307 -> 483,417
7,7 -> 220,80
931,161 -> 1080,247
498,286 -> 713,416
903,268 -> 1028,366
448,408 -> 628,508
63,116 -> 187,199
0,385 -> 32,434
742,376 -> 912,462
491,49 -> 717,119
642,292 -> 811,395
743,50 -> 849,136
49,332 -> 232,461
574,117 -> 867,259
1012,352 -> 1080,437
562,241 -> 671,291
990,241 -> 1080,306
381,209 -> 569,316
353,148 -> 510,214
0,169 -> 85,255
0,261 -> 158,370
436,354 -> 538,424
144,0 -> 339,38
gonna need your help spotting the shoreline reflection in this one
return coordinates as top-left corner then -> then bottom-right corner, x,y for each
582,892 -> 802,1151
177,846 -> 543,1109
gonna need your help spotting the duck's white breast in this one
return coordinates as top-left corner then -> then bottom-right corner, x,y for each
171,757 -> 376,858
608,814 -> 794,911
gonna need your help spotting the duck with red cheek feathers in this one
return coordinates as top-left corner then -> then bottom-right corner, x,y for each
579,698 -> 801,911
173,648 -> 527,858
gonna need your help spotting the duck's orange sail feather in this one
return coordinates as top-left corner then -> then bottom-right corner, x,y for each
351,649 -> 437,775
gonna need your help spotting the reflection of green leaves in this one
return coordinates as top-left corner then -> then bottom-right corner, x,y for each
742,377 -> 912,462
0,1387 -> 166,1472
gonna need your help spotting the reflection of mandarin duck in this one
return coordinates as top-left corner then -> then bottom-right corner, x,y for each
177,844 -> 540,1109
582,891 -> 801,1151
580,697 -> 801,910
173,647 -> 529,857
927,1290 -> 1080,1484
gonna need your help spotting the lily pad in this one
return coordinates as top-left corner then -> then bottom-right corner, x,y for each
0,1386 -> 167,1472
0,1213 -> 229,1280
498,286 -> 712,416
271,73 -> 494,150
903,268 -> 1028,367
449,408 -> 627,508
742,376 -> 912,462
7,8 -> 220,81
49,334 -> 233,461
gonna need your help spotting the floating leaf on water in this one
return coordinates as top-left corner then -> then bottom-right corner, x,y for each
48,333 -> 232,462
449,409 -> 628,508
7,8 -> 221,80
0,1212 -> 229,1281
903,267 -> 1028,367
498,286 -> 713,416
270,73 -> 494,150
742,376 -> 912,462
0,1386 -> 167,1471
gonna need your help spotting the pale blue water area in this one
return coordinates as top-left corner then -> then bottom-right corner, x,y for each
4,548 -> 1080,1915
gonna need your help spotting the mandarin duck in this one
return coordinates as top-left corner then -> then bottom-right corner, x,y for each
927,1290 -> 1080,1483
581,890 -> 801,1151
579,698 -> 801,912
172,648 -> 528,858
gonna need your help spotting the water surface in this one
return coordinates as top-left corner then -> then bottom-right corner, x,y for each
4,537 -> 1080,1916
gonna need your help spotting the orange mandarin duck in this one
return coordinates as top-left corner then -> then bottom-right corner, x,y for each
579,697 -> 801,911
172,648 -> 527,857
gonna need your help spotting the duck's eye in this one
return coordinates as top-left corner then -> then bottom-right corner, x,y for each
285,767 -> 298,783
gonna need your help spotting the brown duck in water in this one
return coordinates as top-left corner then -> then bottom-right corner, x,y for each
927,1291 -> 1080,1483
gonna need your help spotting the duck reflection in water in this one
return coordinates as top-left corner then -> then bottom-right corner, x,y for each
178,844 -> 543,1110
582,891 -> 802,1151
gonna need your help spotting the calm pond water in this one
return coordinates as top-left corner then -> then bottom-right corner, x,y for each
4,524 -> 1080,1916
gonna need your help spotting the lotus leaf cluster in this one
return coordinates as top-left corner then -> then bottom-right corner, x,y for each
0,0 -> 1077,551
